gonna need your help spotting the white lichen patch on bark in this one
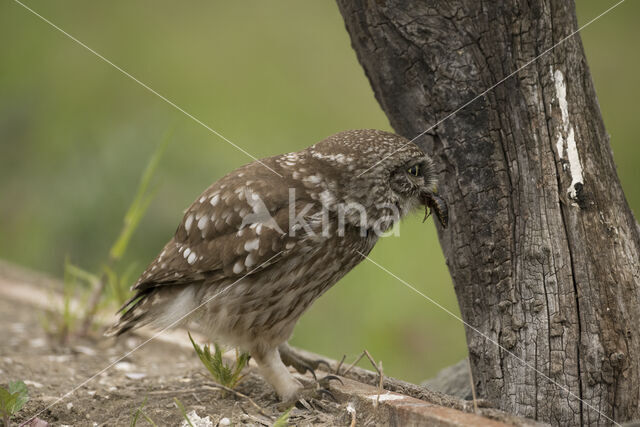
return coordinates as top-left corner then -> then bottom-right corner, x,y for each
552,68 -> 584,200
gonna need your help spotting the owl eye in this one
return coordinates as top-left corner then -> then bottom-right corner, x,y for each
407,165 -> 420,176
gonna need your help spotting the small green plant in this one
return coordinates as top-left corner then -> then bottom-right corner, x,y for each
130,397 -> 157,427
273,407 -> 293,427
173,398 -> 193,427
188,332 -> 250,390
41,257 -> 86,344
79,134 -> 170,335
0,381 -> 29,427
42,134 -> 171,342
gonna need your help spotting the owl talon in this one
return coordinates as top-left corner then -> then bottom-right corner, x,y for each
277,376 -> 341,410
318,374 -> 343,387
317,360 -> 332,371
316,387 -> 337,402
279,343 -> 333,378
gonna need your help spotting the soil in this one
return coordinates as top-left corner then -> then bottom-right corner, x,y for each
0,297 -> 351,426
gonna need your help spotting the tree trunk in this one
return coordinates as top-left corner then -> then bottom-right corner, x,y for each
336,1 -> 640,425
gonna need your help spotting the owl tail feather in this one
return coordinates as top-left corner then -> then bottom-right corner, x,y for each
104,291 -> 152,337
104,285 -> 199,337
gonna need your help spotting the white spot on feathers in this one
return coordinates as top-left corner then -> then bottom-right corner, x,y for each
233,261 -> 244,274
210,194 -> 220,206
244,253 -> 256,268
197,216 -> 208,230
304,175 -> 322,184
244,238 -> 260,252
185,214 -> 194,233
187,252 -> 197,264
183,248 -> 192,258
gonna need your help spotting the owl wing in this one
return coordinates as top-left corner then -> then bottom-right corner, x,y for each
131,159 -> 327,293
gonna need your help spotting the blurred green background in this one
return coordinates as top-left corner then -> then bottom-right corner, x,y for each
0,1 -> 637,383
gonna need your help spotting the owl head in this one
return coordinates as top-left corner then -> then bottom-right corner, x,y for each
306,129 -> 448,232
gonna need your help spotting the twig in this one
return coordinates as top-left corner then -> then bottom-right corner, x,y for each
342,351 -> 366,376
343,350 -> 385,408
146,382 -> 271,420
377,360 -> 384,408
201,384 -> 271,419
362,350 -> 384,408
239,403 -> 272,426
335,354 -> 347,375
146,388 -> 201,395
240,412 -> 271,426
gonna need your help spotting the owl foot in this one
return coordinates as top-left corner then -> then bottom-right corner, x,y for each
279,343 -> 332,378
277,375 -> 343,411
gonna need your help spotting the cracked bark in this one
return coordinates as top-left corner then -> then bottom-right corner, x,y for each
337,1 -> 640,425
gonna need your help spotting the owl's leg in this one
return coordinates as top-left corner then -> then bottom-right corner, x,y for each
252,347 -> 303,402
278,342 -> 332,377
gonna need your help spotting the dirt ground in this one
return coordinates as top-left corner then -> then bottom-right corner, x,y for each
0,297 -> 354,426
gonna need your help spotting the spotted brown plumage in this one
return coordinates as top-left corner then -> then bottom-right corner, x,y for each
106,129 -> 445,402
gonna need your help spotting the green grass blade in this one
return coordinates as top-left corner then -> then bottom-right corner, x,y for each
273,407 -> 293,427
110,131 -> 171,260
174,398 -> 194,427
65,263 -> 100,288
141,411 -> 158,427
130,396 -> 147,427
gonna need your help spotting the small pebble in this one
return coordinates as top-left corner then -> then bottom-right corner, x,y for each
29,338 -> 46,348
11,323 -> 26,332
182,410 -> 213,427
115,361 -> 136,371
219,417 -> 231,426
74,345 -> 97,356
24,380 -> 44,389
48,355 -> 71,363
125,372 -> 147,380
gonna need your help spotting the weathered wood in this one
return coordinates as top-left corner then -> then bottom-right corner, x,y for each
336,1 -> 640,425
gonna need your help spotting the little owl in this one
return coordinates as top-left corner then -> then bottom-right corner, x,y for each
106,129 -> 447,404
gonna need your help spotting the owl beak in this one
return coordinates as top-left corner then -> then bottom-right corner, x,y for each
420,191 -> 449,229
